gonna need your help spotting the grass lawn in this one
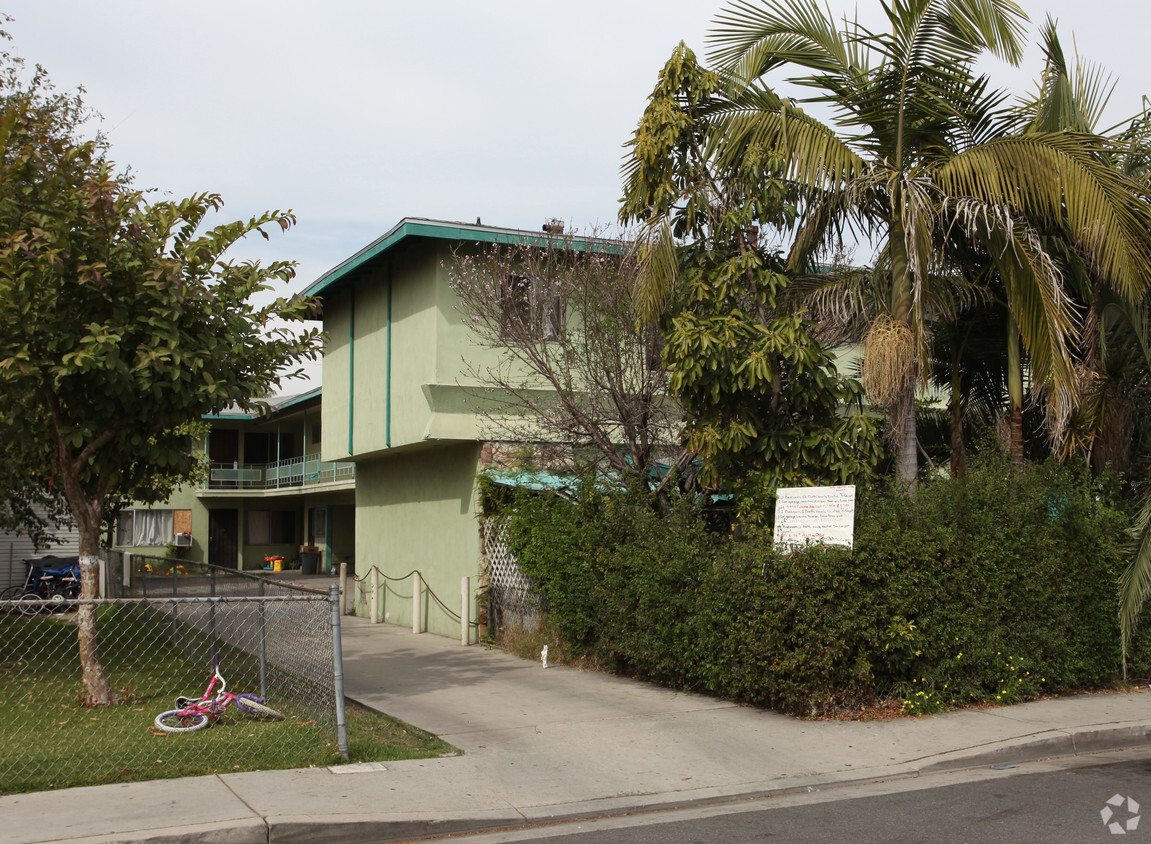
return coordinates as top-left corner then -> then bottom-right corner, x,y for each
0,606 -> 457,794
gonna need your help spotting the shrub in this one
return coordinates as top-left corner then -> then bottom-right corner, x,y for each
501,455 -> 1148,716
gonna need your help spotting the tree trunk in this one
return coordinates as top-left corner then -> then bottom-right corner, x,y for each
889,220 -> 917,487
895,380 -> 918,484
949,340 -> 966,478
949,399 -> 966,478
1006,314 -> 1025,470
77,521 -> 118,707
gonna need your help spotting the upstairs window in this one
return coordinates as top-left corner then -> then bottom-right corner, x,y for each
500,274 -> 562,341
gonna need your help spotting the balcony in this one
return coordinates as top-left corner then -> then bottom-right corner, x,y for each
206,455 -> 355,491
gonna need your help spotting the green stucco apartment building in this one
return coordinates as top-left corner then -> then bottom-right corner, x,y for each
115,217 -> 610,639
305,217 -> 611,637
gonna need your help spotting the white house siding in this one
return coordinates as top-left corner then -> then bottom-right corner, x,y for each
0,523 -> 81,589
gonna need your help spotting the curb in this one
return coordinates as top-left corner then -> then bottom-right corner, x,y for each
24,725 -> 1151,844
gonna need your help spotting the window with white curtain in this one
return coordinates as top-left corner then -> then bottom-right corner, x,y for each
115,509 -> 175,547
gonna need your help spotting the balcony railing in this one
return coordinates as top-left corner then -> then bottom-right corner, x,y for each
207,455 -> 355,491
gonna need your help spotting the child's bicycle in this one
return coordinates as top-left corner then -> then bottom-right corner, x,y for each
153,657 -> 285,733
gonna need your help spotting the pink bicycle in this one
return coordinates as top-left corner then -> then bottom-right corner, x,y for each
153,657 -> 285,733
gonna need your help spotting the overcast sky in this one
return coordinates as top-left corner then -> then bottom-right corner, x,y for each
5,0 -> 1146,295
0,0 -> 1145,412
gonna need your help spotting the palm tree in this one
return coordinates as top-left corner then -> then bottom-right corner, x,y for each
690,0 -> 1151,483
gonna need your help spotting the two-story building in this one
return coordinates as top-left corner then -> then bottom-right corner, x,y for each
115,388 -> 356,574
116,217 -> 614,638
304,217 -> 619,636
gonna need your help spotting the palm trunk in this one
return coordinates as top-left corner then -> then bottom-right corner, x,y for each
949,338 -> 966,478
889,221 -> 918,486
1006,313 -> 1025,470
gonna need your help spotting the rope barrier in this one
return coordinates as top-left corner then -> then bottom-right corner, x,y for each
348,565 -> 474,626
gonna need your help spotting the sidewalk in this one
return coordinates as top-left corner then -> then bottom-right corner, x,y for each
5,615 -> 1151,843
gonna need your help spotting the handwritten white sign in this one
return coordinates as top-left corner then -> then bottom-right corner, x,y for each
773,485 -> 856,550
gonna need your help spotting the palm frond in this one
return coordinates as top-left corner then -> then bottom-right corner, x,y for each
1018,17 -> 1113,134
1120,490 -> 1151,676
631,219 -> 680,324
937,132 -> 1151,303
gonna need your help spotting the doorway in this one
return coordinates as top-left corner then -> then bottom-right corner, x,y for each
208,509 -> 239,569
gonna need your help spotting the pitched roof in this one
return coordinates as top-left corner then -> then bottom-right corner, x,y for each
303,217 -> 624,299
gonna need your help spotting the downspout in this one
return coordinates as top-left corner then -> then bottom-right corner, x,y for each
347,287 -> 356,457
387,263 -> 393,448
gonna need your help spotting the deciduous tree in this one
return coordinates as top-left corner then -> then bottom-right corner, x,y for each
0,66 -> 320,705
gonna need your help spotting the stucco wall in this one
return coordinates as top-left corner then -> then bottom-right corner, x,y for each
354,441 -> 482,637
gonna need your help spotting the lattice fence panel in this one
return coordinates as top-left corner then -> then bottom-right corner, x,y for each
481,517 -> 539,631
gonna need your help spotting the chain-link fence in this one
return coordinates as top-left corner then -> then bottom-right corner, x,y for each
0,555 -> 348,795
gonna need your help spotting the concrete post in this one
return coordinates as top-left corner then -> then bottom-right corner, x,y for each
122,553 -> 132,590
461,575 -> 470,646
370,566 -> 381,624
412,571 -> 422,634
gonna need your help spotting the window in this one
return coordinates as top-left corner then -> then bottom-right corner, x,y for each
500,274 -> 562,340
246,510 -> 297,545
115,509 -> 180,547
244,432 -> 298,464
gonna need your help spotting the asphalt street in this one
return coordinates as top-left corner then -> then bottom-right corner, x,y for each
444,748 -> 1151,843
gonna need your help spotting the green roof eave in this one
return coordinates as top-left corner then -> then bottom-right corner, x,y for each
201,386 -> 323,422
303,217 -> 626,299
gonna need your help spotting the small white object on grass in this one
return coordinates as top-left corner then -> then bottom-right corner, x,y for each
542,645 -> 549,669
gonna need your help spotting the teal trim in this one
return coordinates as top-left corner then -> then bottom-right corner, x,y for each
386,264 -> 392,448
348,287 -> 356,457
274,388 -> 322,411
303,217 -> 623,299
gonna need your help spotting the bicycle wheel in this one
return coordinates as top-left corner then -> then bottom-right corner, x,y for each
236,694 -> 285,720
0,586 -> 26,602
154,710 -> 210,732
16,590 -> 45,616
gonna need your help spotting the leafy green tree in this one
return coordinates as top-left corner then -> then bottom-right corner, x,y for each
678,0 -> 1151,484
0,76 -> 320,705
621,45 -> 881,489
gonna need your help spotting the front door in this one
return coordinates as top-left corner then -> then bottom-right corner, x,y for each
208,509 -> 239,569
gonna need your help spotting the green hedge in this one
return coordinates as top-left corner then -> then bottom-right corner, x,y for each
502,458 -> 1150,716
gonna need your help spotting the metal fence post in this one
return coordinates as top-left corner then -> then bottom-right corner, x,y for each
461,575 -> 470,646
258,577 -> 267,699
209,564 -> 217,656
339,562 -> 348,615
330,583 -> 349,759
